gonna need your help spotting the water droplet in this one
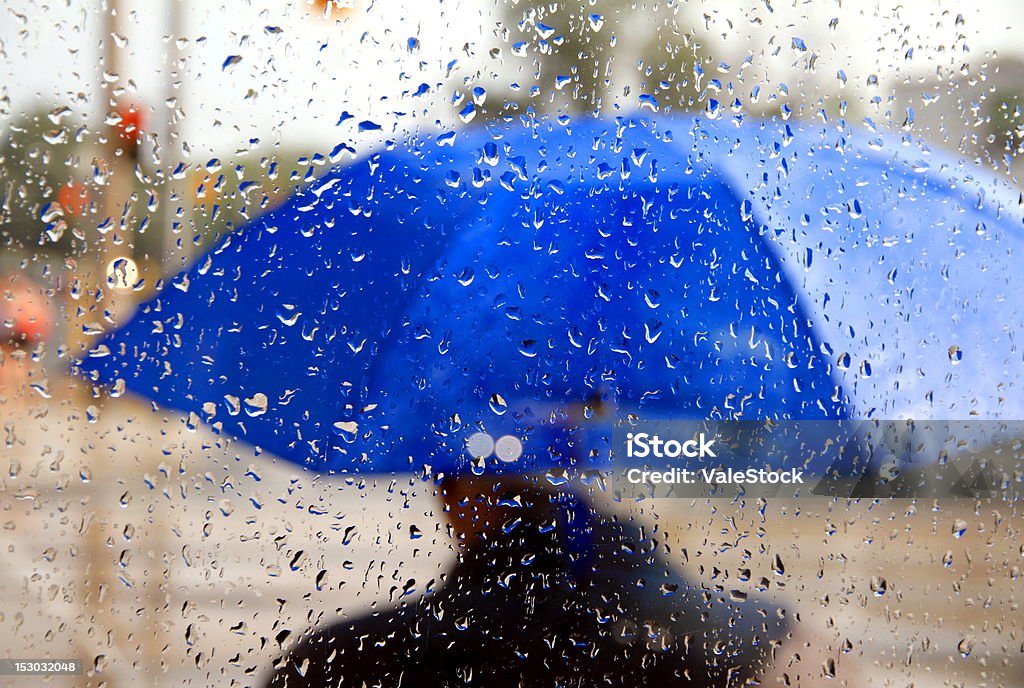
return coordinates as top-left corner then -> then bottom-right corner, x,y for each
638,94 -> 659,112
243,393 -> 268,417
952,519 -> 968,538
739,199 -> 753,222
333,421 -> 358,443
458,102 -> 476,123
489,394 -> 508,415
276,305 -> 301,326
40,202 -> 63,223
518,339 -> 538,358
48,105 -> 72,124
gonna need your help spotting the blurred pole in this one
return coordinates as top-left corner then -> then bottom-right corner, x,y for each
140,2 -> 189,667
100,0 -> 135,300
161,0 -> 187,272
81,3 -> 132,686
68,0 -> 126,362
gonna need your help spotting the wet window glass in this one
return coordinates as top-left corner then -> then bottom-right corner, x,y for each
2,1 -> 1022,686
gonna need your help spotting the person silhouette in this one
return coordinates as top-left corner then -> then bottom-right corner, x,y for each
264,475 -> 855,687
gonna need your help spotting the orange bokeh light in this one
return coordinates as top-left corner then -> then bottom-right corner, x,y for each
307,0 -> 356,19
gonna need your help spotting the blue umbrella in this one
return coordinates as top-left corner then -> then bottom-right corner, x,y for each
76,115 -> 1024,475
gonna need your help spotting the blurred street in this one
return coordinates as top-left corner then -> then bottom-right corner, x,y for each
2,382 -> 1021,687
1,382 -> 454,687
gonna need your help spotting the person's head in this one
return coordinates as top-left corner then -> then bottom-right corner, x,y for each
438,474 -> 557,547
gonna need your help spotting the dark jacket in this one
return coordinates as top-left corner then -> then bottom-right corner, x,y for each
264,505 -> 787,687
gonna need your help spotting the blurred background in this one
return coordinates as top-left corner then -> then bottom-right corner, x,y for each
2,0 -> 1024,685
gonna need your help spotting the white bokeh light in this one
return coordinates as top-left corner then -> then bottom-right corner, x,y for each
494,435 -> 523,463
465,431 -> 494,459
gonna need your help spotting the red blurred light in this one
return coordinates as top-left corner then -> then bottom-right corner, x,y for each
116,103 -> 145,144
57,182 -> 91,217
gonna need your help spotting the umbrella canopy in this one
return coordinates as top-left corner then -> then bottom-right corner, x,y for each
76,116 -> 1024,474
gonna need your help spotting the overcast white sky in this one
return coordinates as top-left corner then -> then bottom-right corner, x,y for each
2,0 -> 1024,160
